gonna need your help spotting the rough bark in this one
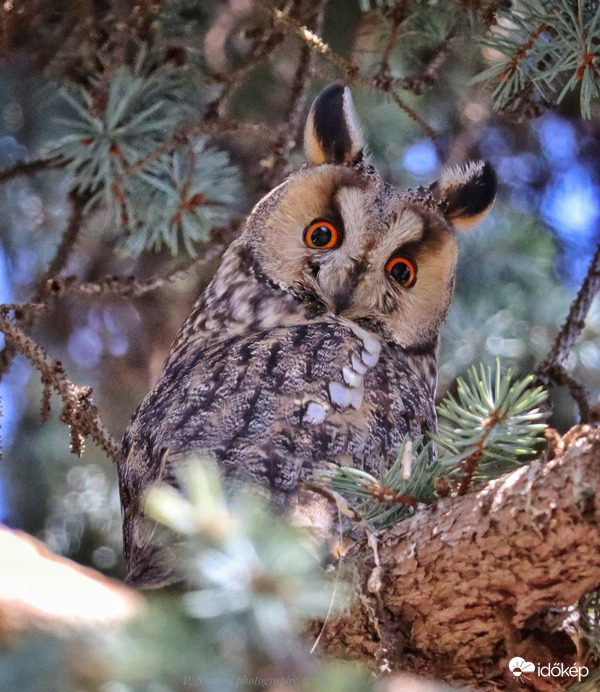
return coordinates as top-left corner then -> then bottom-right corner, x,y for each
311,425 -> 600,691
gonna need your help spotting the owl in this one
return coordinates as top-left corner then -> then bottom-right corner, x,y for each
119,84 -> 497,587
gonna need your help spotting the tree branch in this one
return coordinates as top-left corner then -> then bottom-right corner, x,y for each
262,0 -> 326,189
535,238 -> 600,420
0,312 -> 122,463
0,155 -> 68,183
119,116 -> 280,181
46,247 -> 223,300
0,193 -> 87,381
312,426 -> 600,690
33,192 -> 86,302
0,525 -> 142,638
388,90 -> 438,141
257,0 -> 439,140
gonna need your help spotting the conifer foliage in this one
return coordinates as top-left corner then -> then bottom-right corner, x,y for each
474,0 -> 600,119
314,362 -> 549,531
46,59 -> 241,255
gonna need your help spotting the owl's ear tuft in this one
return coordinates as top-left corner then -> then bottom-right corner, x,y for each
304,84 -> 364,165
431,161 -> 497,229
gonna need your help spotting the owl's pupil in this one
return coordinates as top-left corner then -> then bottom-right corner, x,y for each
310,225 -> 333,247
391,261 -> 410,284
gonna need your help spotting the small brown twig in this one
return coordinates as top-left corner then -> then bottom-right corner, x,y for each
0,312 -> 122,463
120,116 -> 280,181
264,2 -> 359,79
534,238 -> 600,422
379,9 -> 405,76
0,193 -> 87,381
33,192 -> 86,302
536,362 -> 591,424
402,24 -> 459,94
0,155 -> 68,184
47,246 -> 224,300
388,90 -> 438,141
259,0 -> 439,140
263,0 -> 326,189
457,409 -> 506,496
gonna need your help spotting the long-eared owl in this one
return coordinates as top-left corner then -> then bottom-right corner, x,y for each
120,84 -> 497,587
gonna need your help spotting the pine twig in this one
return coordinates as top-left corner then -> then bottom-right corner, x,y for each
48,247 -> 223,299
264,1 -> 326,188
0,155 -> 68,184
261,1 -> 360,80
33,192 -> 86,302
119,116 -> 280,181
437,363 -> 548,496
388,90 -> 438,141
456,411 -> 504,496
0,193 -> 86,382
258,0 -> 438,139
0,313 -> 122,463
378,8 -> 406,76
407,24 -> 459,92
376,20 -> 457,97
534,238 -> 600,421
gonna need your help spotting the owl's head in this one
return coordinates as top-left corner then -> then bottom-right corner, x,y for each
243,84 -> 496,349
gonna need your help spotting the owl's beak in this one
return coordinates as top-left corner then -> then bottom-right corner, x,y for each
312,258 -> 362,315
332,281 -> 356,315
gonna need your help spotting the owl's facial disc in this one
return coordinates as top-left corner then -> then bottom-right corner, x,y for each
249,165 -> 461,347
299,187 -> 460,346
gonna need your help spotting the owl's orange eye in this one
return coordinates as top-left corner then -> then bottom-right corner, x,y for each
303,220 -> 340,249
386,256 -> 417,288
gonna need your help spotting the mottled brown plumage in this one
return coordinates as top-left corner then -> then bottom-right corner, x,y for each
119,84 -> 496,586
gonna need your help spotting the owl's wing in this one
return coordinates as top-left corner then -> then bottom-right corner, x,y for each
122,319 -> 432,492
119,318 -> 435,585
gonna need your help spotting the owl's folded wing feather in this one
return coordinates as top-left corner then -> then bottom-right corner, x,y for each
119,319 -> 434,585
121,319 -> 432,498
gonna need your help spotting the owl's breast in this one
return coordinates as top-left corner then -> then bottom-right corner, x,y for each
123,316 -> 437,495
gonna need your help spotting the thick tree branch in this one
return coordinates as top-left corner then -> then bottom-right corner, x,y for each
312,426 -> 600,691
0,525 -> 142,639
